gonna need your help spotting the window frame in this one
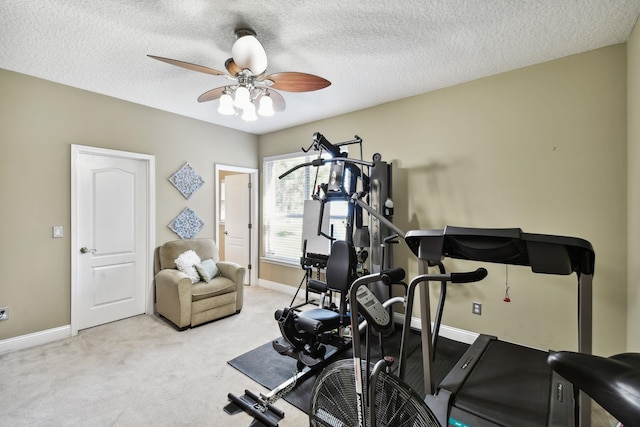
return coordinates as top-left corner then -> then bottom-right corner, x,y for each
262,151 -> 348,266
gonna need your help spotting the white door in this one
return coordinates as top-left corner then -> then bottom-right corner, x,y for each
73,147 -> 152,332
224,173 -> 251,284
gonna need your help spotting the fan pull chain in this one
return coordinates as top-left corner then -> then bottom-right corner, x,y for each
503,265 -> 511,302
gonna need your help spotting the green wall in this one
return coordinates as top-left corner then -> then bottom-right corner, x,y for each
259,45 -> 628,356
0,69 -> 258,339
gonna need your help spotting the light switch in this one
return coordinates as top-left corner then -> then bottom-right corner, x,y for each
53,226 -> 63,238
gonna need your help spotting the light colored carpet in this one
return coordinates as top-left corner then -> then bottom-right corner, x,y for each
0,285 -> 620,426
0,286 -> 308,426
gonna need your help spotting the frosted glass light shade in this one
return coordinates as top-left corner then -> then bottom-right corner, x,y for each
218,92 -> 235,115
232,35 -> 268,75
233,86 -> 251,108
241,102 -> 257,121
258,94 -> 274,116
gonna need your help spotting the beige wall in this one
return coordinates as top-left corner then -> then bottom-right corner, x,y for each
0,69 -> 258,340
259,45 -> 628,356
628,22 -> 640,351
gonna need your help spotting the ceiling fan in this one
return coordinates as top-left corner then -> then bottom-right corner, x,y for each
148,29 -> 331,121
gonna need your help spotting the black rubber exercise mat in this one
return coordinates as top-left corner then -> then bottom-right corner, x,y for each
227,328 -> 469,414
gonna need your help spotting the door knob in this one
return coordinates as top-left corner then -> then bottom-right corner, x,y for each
80,247 -> 97,254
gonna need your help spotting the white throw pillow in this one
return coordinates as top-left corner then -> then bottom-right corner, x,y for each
174,250 -> 201,284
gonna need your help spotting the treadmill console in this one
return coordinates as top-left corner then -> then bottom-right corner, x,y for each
404,226 -> 594,275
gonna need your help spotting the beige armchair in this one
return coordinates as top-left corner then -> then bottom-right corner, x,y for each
154,238 -> 245,329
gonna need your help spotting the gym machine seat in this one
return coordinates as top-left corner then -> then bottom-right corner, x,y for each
273,239 -> 357,368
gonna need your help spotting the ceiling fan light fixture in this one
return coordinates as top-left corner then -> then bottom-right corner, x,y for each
150,27 -> 330,124
258,92 -> 275,117
218,90 -> 235,115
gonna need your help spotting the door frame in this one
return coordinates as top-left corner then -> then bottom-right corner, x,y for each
214,164 -> 258,286
71,145 -> 156,336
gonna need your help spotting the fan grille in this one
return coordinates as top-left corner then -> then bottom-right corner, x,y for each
310,359 -> 440,427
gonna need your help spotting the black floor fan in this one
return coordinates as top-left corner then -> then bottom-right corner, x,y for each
310,359 -> 439,426
309,268 -> 442,427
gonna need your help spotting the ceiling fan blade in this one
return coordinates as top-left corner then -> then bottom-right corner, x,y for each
266,89 -> 286,112
265,72 -> 331,92
225,58 -> 242,76
148,55 -> 226,76
197,87 -> 227,103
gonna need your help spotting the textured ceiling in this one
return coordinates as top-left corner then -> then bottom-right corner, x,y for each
1,1 -> 639,135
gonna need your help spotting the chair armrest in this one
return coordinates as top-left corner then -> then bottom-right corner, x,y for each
155,269 -> 192,328
156,268 -> 189,281
217,261 -> 246,310
217,261 -> 245,283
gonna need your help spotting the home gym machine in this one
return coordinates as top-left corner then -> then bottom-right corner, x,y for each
287,132 -> 398,283
272,132 -> 404,372
271,131 -> 402,360
225,132 -> 400,426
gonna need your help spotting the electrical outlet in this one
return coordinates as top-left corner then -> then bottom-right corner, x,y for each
472,301 -> 482,315
0,307 -> 8,321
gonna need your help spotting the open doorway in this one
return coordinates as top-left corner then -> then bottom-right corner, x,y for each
215,164 -> 258,286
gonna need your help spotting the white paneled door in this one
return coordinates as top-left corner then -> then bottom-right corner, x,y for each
72,146 -> 154,333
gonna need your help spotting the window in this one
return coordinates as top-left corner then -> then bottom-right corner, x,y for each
263,152 -> 348,264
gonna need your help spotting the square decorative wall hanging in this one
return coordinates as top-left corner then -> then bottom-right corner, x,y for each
168,207 -> 204,239
169,162 -> 204,199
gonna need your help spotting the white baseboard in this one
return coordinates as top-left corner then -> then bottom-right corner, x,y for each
258,278 -> 300,297
395,312 -> 479,345
0,325 -> 71,354
435,324 -> 479,345
259,279 -> 479,345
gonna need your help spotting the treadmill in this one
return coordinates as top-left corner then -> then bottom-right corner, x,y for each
403,226 -> 595,427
